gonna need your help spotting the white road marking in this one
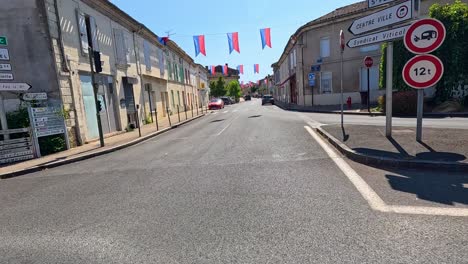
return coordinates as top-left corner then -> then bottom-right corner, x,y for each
223,110 -> 229,113
304,125 -> 468,217
212,112 -> 218,115
216,115 -> 240,136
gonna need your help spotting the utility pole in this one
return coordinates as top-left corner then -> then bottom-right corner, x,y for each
340,30 -> 345,131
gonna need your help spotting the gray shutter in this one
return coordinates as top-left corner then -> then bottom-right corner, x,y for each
76,10 -> 89,55
89,16 -> 99,52
124,33 -> 131,64
113,29 -> 126,65
143,40 -> 151,71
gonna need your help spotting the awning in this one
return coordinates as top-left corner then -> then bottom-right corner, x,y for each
277,73 -> 295,87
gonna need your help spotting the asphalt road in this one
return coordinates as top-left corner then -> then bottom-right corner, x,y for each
0,100 -> 467,263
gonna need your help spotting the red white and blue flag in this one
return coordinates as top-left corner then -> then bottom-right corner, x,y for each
260,28 -> 272,49
193,35 -> 206,57
227,32 -> 240,54
237,65 -> 244,74
158,36 -> 169,46
254,64 -> 260,74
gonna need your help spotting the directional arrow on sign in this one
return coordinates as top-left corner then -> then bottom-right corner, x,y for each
0,83 -> 32,92
368,0 -> 398,8
347,25 -> 410,48
349,0 -> 413,36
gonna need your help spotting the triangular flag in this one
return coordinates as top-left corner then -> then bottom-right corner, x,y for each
227,32 -> 240,54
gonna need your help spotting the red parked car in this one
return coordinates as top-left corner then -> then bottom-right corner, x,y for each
208,98 -> 225,110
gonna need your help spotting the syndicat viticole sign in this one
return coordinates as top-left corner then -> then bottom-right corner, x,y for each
347,25 -> 410,48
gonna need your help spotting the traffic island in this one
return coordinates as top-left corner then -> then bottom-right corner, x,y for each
316,124 -> 468,172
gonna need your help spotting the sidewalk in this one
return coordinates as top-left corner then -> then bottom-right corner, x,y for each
317,124 -> 468,172
275,100 -> 468,117
0,107 -> 206,178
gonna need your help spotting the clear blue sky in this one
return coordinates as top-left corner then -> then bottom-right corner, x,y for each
110,0 -> 360,83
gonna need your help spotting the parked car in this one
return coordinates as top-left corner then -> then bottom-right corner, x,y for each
244,95 -> 251,101
208,98 -> 225,110
261,95 -> 274,105
220,97 -> 232,105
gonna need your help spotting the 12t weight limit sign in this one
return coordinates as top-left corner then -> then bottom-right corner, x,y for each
402,55 -> 444,89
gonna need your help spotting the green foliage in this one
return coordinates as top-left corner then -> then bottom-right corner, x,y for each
393,91 -> 418,115
210,77 -> 227,98
379,41 -> 413,92
251,85 -> 259,94
226,81 -> 242,99
143,114 -> 153,125
6,107 -> 30,129
430,0 -> 468,103
38,135 -> 66,156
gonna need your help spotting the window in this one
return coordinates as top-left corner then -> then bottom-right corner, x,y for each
177,91 -> 181,106
320,37 -> 330,58
360,45 -> 380,53
114,29 -> 130,66
171,90 -> 175,108
143,40 -> 151,71
320,72 -> 332,94
76,11 -> 99,55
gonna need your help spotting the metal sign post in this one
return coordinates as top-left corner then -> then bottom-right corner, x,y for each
364,56 -> 374,113
340,30 -> 345,132
385,42 -> 393,137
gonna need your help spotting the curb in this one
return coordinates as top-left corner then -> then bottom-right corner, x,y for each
315,125 -> 468,172
0,114 -> 205,179
275,102 -> 468,118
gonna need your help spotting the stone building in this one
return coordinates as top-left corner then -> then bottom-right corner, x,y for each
0,0 -> 201,147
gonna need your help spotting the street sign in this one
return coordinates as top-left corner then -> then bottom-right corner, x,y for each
0,36 -> 7,46
340,30 -> 345,52
364,56 -> 374,68
404,18 -> 446,54
0,48 -> 9,60
0,63 -> 11,71
402,54 -> 444,89
349,0 -> 413,36
368,0 -> 397,8
23,93 -> 47,101
0,83 -> 31,91
0,73 -> 13,80
347,24 -> 410,48
308,73 -> 316,87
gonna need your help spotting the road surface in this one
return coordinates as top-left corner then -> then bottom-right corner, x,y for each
0,100 -> 466,263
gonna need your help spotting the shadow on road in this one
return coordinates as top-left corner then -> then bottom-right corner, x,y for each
248,115 -> 262,118
210,119 -> 225,123
385,171 -> 468,206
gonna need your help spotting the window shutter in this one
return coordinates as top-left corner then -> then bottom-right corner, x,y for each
143,40 -> 151,71
124,33 -> 131,64
76,10 -> 89,55
113,29 -> 125,65
89,16 -> 99,52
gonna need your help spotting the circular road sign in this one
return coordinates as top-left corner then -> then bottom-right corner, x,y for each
404,18 -> 446,54
402,54 -> 444,89
340,30 -> 345,52
364,56 -> 373,68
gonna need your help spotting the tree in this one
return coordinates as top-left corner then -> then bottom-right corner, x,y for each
210,77 -> 226,98
227,81 -> 242,101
